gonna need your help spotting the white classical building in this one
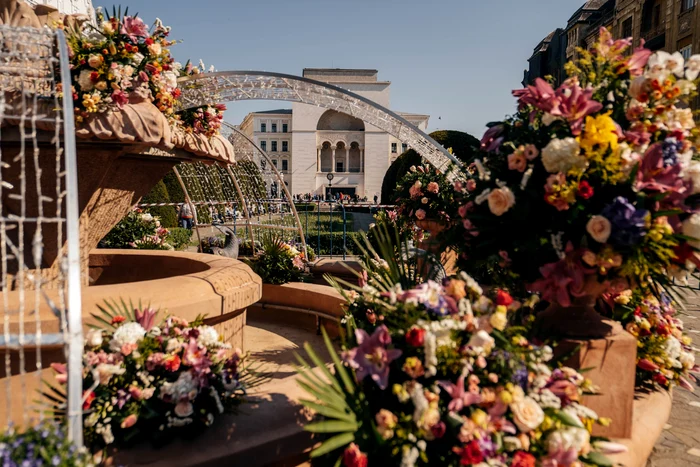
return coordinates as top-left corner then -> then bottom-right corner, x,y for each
239,69 -> 429,199
26,0 -> 95,17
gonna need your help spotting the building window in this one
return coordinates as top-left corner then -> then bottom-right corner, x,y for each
653,4 -> 662,28
260,122 -> 266,132
282,159 -> 288,171
272,159 -> 278,168
402,143 -> 408,153
682,0 -> 696,12
282,141 -> 288,152
336,160 -> 344,172
681,44 -> 693,60
260,141 -> 267,151
282,123 -> 288,133
621,17 -> 633,38
271,123 -> 277,133
391,143 -> 397,153
271,141 -> 277,152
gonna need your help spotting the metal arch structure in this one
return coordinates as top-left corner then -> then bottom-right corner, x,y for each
222,123 -> 307,254
176,71 -> 462,174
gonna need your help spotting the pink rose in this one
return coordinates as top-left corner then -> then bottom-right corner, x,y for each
111,90 -> 129,109
466,180 -> 477,192
487,187 -> 515,216
523,144 -> 539,160
586,215 -> 611,243
508,151 -> 527,172
415,209 -> 426,220
427,182 -> 440,194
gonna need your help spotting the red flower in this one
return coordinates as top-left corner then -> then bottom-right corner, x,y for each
578,181 -> 594,199
82,390 -> 96,410
111,315 -> 126,325
89,71 -> 99,82
431,421 -> 446,439
637,358 -> 659,372
406,326 -> 425,347
164,355 -> 181,372
455,441 -> 483,465
343,443 -> 368,467
511,451 -> 536,467
495,290 -> 513,306
653,372 -> 669,386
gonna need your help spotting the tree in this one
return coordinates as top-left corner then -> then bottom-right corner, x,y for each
380,130 -> 479,203
141,180 -> 178,228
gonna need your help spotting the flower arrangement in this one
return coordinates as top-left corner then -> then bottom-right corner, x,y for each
603,290 -> 698,390
243,235 -> 309,285
394,165 -> 457,224
99,209 -> 173,250
174,60 -> 227,136
296,229 -> 623,467
47,302 -> 257,449
65,8 -> 180,122
447,28 -> 700,306
0,421 -> 94,466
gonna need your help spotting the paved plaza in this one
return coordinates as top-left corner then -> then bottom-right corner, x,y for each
648,285 -> 700,466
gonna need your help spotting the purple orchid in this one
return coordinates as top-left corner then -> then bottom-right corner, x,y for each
342,325 -> 401,390
551,80 -> 603,135
480,124 -> 505,153
135,307 -> 157,331
600,197 -> 649,247
438,375 -> 482,412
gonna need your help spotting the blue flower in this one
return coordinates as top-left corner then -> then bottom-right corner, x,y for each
662,138 -> 683,167
600,197 -> 649,246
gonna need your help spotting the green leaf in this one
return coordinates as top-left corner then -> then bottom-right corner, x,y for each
321,327 -> 355,395
582,452 -> 613,467
304,420 -> 358,433
297,381 -> 347,408
310,432 -> 355,458
553,410 -> 584,428
303,342 -> 342,393
299,399 -> 356,423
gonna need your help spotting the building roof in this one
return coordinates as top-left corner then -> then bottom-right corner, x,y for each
253,109 -> 293,115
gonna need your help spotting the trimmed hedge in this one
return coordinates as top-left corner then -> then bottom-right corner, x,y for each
166,227 -> 192,251
380,130 -> 480,204
141,180 -> 177,228
306,232 -> 363,256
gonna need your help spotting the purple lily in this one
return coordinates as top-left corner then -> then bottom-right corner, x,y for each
480,124 -> 505,153
342,325 -> 401,390
135,307 -> 157,331
438,375 -> 482,412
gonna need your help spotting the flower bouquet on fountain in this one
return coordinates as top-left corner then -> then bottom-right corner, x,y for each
447,28 -> 700,332
602,289 -> 698,391
296,229 -> 624,467
46,301 -> 263,450
394,163 -> 458,226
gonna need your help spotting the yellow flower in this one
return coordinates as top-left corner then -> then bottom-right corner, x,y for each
489,311 -> 508,331
471,409 -> 488,427
579,113 -> 619,157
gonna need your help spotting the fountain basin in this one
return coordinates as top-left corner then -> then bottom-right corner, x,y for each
0,249 -> 261,426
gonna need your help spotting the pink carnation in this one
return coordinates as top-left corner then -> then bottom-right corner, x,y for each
427,182 -> 440,194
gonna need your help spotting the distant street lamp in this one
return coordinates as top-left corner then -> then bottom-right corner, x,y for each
326,173 -> 334,200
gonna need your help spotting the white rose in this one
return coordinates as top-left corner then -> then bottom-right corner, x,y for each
467,330 -> 495,354
510,396 -> 545,432
77,69 -> 94,91
682,213 -> 700,248
547,428 -> 590,456
487,187 -> 515,216
684,161 -> 700,194
541,138 -> 586,173
680,351 -> 696,369
132,52 -> 145,65
109,322 -> 146,351
664,336 -> 682,360
85,329 -> 103,347
586,215 -> 612,243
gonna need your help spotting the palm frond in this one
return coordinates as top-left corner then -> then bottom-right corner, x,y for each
295,327 -> 358,462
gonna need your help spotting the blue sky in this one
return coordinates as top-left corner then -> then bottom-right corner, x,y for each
120,0 -> 584,138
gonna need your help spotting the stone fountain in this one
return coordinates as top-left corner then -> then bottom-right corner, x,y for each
0,0 -> 261,427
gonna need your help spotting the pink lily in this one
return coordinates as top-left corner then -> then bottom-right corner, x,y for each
135,307 -> 157,331
628,39 -> 653,77
438,375 -> 482,412
342,325 -> 401,390
551,80 -> 603,135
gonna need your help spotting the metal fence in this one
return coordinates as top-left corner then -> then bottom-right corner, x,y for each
0,26 -> 82,442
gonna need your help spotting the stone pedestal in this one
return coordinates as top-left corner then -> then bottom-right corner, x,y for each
554,331 -> 637,438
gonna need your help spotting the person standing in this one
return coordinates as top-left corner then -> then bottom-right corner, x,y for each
179,197 -> 195,229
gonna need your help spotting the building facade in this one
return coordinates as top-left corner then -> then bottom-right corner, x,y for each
523,0 -> 699,87
238,69 -> 429,199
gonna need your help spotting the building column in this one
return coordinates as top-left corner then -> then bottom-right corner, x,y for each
345,147 -> 349,173
317,147 -> 321,172
331,147 -> 336,173
360,149 -> 364,172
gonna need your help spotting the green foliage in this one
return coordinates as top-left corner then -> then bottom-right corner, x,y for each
0,422 -> 94,467
100,211 -> 159,249
243,234 -> 307,285
166,228 -> 192,250
306,232 -> 363,256
296,327 -> 360,463
141,180 -> 177,228
163,170 -> 185,203
380,130 -> 480,203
